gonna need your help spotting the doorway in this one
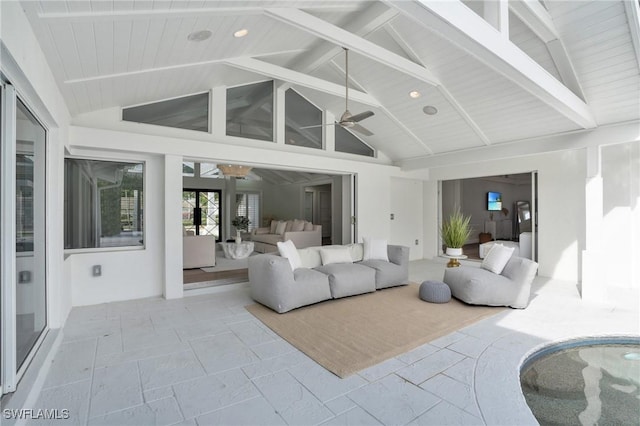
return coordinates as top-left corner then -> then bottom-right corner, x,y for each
182,189 -> 222,241
304,183 -> 332,245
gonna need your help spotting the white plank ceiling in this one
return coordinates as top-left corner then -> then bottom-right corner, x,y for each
18,0 -> 640,164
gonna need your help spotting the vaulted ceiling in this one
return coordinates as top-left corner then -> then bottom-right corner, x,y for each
20,0 -> 640,165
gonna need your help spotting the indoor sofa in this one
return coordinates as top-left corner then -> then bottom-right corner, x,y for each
251,219 -> 322,253
248,243 -> 410,313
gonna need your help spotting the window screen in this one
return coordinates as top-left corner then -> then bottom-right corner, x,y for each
226,81 -> 274,141
123,93 -> 209,132
335,126 -> 375,157
285,89 -> 322,149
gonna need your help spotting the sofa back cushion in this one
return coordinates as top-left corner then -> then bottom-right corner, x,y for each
320,247 -> 353,265
270,220 -> 278,234
363,237 -> 389,261
275,220 -> 288,236
346,243 -> 364,262
277,240 -> 301,270
298,246 -> 323,268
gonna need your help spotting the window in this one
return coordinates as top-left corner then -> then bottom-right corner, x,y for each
335,126 -> 375,157
122,92 -> 209,132
285,89 -> 322,149
226,81 -> 274,141
236,192 -> 260,232
65,159 -> 144,249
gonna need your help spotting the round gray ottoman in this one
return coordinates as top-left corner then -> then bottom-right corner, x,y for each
419,280 -> 451,303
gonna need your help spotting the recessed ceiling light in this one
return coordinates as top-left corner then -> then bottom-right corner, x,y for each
409,91 -> 421,98
234,28 -> 249,38
423,105 -> 438,115
187,30 -> 212,42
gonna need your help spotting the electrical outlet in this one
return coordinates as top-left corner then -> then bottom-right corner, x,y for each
18,271 -> 31,284
415,239 -> 419,245
92,265 -> 102,277
390,213 -> 395,220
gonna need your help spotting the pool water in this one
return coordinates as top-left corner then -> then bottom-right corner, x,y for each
521,339 -> 640,425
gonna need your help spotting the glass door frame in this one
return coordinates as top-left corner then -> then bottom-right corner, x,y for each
1,81 -> 49,394
183,189 -> 222,242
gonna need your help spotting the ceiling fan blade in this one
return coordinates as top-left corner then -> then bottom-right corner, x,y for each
350,123 -> 374,136
299,123 -> 337,130
349,111 -> 374,123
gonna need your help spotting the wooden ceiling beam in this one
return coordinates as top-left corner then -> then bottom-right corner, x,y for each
385,0 -> 596,129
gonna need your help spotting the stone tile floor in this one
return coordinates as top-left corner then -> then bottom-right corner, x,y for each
18,259 -> 640,425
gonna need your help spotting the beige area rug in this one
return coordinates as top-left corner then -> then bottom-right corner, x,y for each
246,283 -> 504,378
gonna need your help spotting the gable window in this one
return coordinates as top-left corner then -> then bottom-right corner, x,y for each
65,159 -> 144,249
122,92 -> 209,132
285,89 -> 322,149
335,126 -> 375,157
226,81 -> 274,141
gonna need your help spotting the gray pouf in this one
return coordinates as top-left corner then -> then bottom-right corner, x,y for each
419,280 -> 451,303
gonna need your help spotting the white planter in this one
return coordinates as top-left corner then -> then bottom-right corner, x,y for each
446,247 -> 463,256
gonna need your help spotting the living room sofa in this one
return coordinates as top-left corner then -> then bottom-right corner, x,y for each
248,243 -> 410,313
250,219 -> 322,253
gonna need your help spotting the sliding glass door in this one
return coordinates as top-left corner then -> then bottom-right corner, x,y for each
1,82 -> 48,394
182,190 -> 221,241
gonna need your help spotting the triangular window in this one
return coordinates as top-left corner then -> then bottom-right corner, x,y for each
122,92 -> 209,132
285,89 -> 322,149
335,126 -> 374,157
226,81 -> 274,141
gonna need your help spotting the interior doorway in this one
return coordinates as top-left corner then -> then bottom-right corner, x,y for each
304,184 -> 332,245
440,172 -> 537,262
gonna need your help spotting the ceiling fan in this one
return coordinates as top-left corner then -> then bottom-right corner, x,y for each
300,48 -> 375,136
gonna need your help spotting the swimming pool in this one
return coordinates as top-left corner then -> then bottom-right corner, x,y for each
520,337 -> 640,425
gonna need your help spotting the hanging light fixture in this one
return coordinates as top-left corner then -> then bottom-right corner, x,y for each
217,164 -> 252,178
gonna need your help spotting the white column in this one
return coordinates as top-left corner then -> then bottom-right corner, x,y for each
164,155 -> 183,299
210,87 -> 226,138
581,146 -> 606,302
324,111 -> 336,152
275,87 -> 286,145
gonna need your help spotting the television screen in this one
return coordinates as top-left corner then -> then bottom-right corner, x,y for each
488,191 -> 502,211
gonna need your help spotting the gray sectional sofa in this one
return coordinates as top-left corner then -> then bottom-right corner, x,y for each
248,243 -> 410,313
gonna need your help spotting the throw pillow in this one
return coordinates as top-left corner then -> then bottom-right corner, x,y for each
285,220 -> 294,232
275,220 -> 287,236
346,243 -> 364,262
277,240 -> 301,270
481,243 -> 515,274
320,247 -> 353,265
291,219 -> 305,232
303,221 -> 314,231
363,237 -> 389,261
270,220 -> 278,234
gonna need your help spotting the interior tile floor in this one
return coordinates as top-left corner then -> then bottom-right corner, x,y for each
15,259 -> 640,426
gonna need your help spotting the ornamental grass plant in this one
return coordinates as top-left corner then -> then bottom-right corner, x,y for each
441,207 -> 472,248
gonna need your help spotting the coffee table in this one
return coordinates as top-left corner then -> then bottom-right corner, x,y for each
219,241 -> 254,259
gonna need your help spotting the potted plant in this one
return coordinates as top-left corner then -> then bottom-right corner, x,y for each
232,216 -> 250,243
441,207 -> 472,256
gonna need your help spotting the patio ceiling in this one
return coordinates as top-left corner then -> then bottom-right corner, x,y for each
20,0 -> 640,164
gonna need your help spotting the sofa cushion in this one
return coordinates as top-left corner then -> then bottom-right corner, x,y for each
482,243 -> 514,274
315,263 -> 376,298
346,243 -> 364,262
298,247 -> 323,269
277,240 -> 301,270
270,220 -> 278,234
320,247 -> 353,265
359,259 -> 409,289
251,233 -> 283,245
363,237 -> 389,261
291,219 -> 305,232
275,221 -> 287,236
304,221 -> 314,231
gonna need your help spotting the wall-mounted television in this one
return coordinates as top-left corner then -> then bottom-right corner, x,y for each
487,191 -> 502,211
